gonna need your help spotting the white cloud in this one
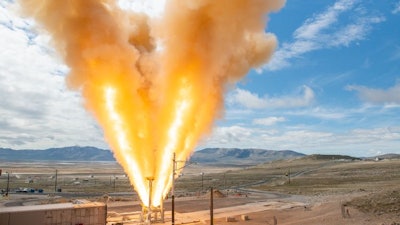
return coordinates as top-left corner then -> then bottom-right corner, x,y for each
201,124 -> 400,157
293,0 -> 355,40
229,89 -> 268,109
253,116 -> 286,126
287,107 -> 347,120
203,126 -> 254,146
0,2 -> 107,149
346,83 -> 400,105
264,0 -> 385,71
393,1 -> 400,14
329,16 -> 385,47
229,85 -> 315,109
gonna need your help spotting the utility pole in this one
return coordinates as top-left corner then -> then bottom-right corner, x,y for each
171,152 -> 195,225
201,172 -> 204,192
54,169 -> 58,192
6,172 -> 10,197
172,152 -> 176,225
113,175 -> 116,192
210,187 -> 214,225
223,173 -> 226,191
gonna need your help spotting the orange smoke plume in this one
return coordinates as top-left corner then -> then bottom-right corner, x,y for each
20,0 -> 285,207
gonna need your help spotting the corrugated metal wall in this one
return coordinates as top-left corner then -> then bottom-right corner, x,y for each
0,202 -> 106,225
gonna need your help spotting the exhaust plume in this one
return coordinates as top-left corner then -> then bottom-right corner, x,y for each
20,0 -> 285,207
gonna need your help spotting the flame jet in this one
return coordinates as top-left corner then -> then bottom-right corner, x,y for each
20,0 -> 285,207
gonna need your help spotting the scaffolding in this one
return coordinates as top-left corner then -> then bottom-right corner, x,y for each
140,201 -> 164,224
140,177 -> 164,224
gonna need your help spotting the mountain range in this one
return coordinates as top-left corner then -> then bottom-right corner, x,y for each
0,146 -> 304,164
0,146 -> 398,164
0,146 -> 113,161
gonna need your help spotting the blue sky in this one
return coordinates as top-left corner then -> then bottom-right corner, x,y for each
1,0 -> 400,157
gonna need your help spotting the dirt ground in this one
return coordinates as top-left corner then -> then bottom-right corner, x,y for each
1,159 -> 399,225
105,158 -> 400,225
2,190 -> 399,225
202,195 -> 400,225
103,188 -> 399,225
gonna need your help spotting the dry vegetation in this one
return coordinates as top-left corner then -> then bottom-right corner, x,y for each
232,158 -> 400,219
1,157 -> 400,221
179,157 -> 400,219
253,158 -> 400,194
348,189 -> 400,216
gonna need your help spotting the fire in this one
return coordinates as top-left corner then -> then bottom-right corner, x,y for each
20,0 -> 285,207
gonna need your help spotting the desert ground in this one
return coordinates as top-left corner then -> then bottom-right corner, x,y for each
1,157 -> 399,225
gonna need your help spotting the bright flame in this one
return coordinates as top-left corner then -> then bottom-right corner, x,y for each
104,86 -> 148,205
20,0 -> 285,207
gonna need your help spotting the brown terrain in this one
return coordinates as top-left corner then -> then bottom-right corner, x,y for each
1,156 -> 399,225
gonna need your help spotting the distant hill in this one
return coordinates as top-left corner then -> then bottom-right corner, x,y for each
0,146 -> 113,161
378,153 -> 400,159
364,153 -> 400,160
304,154 -> 361,161
190,148 -> 305,165
0,146 -> 305,164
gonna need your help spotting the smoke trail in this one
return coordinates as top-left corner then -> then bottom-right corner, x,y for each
20,0 -> 285,206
